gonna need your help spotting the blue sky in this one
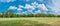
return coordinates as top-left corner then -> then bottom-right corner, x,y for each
0,0 -> 60,14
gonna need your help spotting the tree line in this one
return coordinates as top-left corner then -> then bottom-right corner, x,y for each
0,9 -> 60,18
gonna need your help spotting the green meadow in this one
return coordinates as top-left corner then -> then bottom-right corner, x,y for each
0,17 -> 60,26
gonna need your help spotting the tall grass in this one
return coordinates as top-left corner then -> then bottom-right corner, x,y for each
0,20 -> 50,26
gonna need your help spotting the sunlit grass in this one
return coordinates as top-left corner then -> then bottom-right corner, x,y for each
0,17 -> 60,26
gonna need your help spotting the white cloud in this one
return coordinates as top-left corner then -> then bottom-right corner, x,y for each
9,6 -> 17,10
0,0 -> 15,2
25,4 -> 31,9
9,5 -> 23,11
17,2 -> 48,14
24,4 -> 36,13
35,10 -> 41,14
17,8 -> 22,14
8,5 -> 23,14
25,4 -> 35,10
31,2 -> 38,6
17,5 -> 24,11
37,4 -> 48,11
17,5 -> 25,14
31,2 -> 48,14
18,5 -> 24,8
17,8 -> 22,11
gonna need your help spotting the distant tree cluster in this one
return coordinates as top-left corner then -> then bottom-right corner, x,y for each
0,9 -> 60,18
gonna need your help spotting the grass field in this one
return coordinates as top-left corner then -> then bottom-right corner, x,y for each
0,17 -> 60,26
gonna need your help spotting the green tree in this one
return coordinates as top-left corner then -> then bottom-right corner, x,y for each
2,12 -> 6,17
6,9 -> 13,17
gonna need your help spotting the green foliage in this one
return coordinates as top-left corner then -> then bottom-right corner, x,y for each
33,14 -> 40,17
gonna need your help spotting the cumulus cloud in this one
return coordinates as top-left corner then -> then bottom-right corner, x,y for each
17,8 -> 23,14
0,0 -> 16,2
9,6 -> 17,10
37,4 -> 48,11
17,5 -> 25,11
25,4 -> 35,9
25,4 -> 35,12
25,4 -> 31,9
35,10 -> 41,14
31,2 -> 48,14
24,2 -> 48,13
18,5 -> 24,8
8,5 -> 24,14
31,2 -> 38,6
17,8 -> 22,11
8,1 -> 49,14
9,5 -> 23,10
11,2 -> 48,14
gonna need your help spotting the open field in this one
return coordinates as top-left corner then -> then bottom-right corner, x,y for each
0,17 -> 60,26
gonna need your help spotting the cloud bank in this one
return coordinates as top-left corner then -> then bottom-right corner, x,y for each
8,1 -> 48,14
